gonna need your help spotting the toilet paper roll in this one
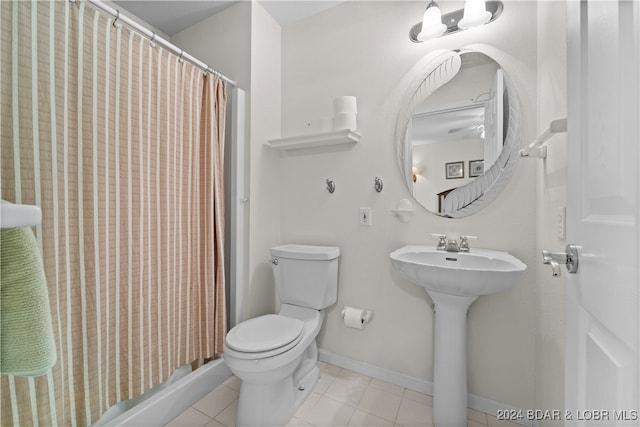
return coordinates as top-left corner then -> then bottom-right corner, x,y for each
342,306 -> 365,330
333,112 -> 357,131
332,96 -> 357,115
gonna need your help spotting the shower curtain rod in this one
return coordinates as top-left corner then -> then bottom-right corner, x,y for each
81,0 -> 237,87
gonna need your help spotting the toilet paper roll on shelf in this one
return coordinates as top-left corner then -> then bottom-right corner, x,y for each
333,112 -> 357,131
332,96 -> 357,114
341,306 -> 373,330
332,96 -> 358,131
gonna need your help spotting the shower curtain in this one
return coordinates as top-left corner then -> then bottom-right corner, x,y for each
0,1 -> 227,425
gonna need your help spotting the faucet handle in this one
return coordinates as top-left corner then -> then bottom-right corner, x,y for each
430,233 -> 447,251
459,235 -> 477,252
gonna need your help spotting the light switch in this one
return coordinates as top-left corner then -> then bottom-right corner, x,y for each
359,207 -> 371,226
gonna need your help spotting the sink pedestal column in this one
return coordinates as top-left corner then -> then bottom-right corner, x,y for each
428,291 -> 478,427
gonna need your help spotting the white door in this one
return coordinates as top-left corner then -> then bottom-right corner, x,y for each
484,68 -> 504,169
565,1 -> 639,425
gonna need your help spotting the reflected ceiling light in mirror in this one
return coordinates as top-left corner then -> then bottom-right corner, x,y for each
417,1 -> 447,41
409,0 -> 503,43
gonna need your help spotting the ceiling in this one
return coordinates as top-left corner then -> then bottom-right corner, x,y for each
412,106 -> 485,145
112,0 -> 346,37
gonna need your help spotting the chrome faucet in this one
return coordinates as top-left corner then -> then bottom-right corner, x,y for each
459,235 -> 477,252
431,234 -> 477,252
430,234 -> 447,251
445,239 -> 460,252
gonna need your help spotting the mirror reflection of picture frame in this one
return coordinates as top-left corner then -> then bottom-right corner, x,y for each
445,161 -> 464,179
469,159 -> 484,178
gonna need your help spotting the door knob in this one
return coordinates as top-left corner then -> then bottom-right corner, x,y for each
542,244 -> 579,276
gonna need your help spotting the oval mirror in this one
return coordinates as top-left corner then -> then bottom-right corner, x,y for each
395,50 -> 522,218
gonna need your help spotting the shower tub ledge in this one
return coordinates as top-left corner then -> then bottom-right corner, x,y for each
106,358 -> 232,426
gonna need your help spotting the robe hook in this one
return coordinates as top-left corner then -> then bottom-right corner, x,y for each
374,177 -> 383,193
326,179 -> 335,194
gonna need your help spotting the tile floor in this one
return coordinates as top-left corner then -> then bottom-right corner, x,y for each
165,361 -> 521,427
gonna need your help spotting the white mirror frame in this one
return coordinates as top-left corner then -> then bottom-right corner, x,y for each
395,49 -> 522,218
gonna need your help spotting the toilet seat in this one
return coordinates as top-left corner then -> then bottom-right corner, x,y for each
225,314 -> 304,359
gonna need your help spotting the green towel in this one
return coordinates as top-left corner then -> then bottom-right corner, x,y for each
1,226 -> 56,376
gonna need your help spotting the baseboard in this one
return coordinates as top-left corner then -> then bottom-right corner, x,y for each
109,358 -> 232,426
319,349 -> 537,427
319,349 -> 434,396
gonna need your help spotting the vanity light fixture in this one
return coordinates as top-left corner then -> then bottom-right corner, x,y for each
409,0 -> 503,43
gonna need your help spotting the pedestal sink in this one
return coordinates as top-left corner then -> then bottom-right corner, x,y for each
389,245 -> 526,427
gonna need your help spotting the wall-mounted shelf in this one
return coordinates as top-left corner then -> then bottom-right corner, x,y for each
391,199 -> 414,223
265,129 -> 360,151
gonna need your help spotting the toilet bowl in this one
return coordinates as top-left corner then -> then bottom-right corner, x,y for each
224,304 -> 324,426
223,244 -> 339,427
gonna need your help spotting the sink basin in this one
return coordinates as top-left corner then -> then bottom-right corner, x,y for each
389,245 -> 526,297
390,244 -> 526,427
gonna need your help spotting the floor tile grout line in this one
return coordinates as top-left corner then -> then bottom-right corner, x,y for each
189,406 -> 214,422
389,390 -> 406,425
356,381 -> 406,425
212,397 -> 239,427
172,362 -> 503,427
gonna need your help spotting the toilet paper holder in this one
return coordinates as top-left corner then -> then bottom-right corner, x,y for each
341,306 -> 373,325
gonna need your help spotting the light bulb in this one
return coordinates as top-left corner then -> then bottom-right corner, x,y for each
457,0 -> 492,30
417,1 -> 447,41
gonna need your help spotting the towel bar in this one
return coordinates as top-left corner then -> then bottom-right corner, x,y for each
0,203 -> 42,228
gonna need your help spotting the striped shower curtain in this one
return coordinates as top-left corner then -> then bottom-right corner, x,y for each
0,1 -> 227,425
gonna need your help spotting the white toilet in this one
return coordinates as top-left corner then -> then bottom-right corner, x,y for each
223,244 -> 340,426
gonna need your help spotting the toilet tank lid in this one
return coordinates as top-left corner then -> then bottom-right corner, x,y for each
271,244 -> 340,260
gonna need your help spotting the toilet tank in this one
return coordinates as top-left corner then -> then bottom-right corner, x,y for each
270,244 -> 340,310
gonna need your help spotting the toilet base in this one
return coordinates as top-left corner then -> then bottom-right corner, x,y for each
236,364 -> 319,426
294,365 -> 319,410
237,375 -> 293,427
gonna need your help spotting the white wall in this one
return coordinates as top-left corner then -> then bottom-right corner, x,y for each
246,2 -> 282,318
171,2 -> 252,90
171,0 -> 567,414
535,1 -> 567,421
106,0 -> 170,40
279,0 -> 539,410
